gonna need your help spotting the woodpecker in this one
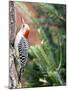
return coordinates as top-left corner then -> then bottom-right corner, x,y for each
14,18 -> 30,83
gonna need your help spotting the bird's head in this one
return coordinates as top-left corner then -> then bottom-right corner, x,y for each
21,18 -> 30,39
22,24 -> 30,39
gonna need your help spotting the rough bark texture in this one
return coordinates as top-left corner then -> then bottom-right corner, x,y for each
9,46 -> 18,88
9,1 -> 21,88
9,1 -> 16,45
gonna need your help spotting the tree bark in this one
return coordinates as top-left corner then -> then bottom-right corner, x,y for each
9,1 -> 20,88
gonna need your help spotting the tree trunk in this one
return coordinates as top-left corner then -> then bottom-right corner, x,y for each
9,1 -> 21,88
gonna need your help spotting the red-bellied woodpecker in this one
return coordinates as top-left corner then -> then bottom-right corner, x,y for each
14,18 -> 30,83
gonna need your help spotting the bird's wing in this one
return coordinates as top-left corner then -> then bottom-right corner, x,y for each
17,37 -> 29,82
18,37 -> 29,67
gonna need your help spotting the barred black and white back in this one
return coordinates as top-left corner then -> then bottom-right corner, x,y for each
18,37 -> 29,67
18,37 -> 29,82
